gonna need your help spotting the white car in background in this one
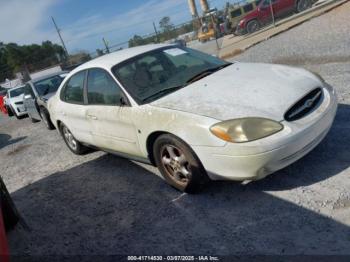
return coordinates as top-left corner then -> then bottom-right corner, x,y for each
5,85 -> 27,119
48,44 -> 337,193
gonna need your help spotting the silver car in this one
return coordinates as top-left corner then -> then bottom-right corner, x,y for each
23,72 -> 68,127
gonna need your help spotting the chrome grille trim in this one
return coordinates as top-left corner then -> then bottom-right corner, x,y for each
284,88 -> 323,121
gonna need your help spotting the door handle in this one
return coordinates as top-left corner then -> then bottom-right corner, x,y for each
87,114 -> 98,120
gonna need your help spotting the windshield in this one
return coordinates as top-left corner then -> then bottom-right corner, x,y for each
34,75 -> 64,97
112,46 -> 229,104
9,86 -> 25,98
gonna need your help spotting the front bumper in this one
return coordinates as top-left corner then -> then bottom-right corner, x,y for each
13,104 -> 27,116
191,87 -> 338,181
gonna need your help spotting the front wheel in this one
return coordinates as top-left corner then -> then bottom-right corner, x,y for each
6,105 -> 14,117
296,0 -> 311,13
153,134 -> 209,193
60,123 -> 89,155
246,20 -> 260,34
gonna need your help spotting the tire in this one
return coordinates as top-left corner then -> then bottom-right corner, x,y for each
296,0 -> 311,13
14,111 -> 20,119
246,20 -> 260,34
0,177 -> 20,231
153,134 -> 209,193
60,123 -> 89,155
6,105 -> 14,117
40,107 -> 55,130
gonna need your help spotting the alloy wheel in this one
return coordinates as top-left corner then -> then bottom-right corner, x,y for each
160,145 -> 191,186
62,126 -> 77,151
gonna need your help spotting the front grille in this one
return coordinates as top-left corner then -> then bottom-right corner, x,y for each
284,88 -> 323,121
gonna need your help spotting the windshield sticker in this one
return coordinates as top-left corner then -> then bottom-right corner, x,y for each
163,48 -> 187,56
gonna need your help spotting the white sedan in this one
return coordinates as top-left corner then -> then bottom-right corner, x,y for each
48,44 -> 337,193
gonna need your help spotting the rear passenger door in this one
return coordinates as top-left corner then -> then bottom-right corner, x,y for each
60,70 -> 93,144
85,68 -> 141,156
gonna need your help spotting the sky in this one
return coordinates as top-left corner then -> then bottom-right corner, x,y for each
0,0 -> 230,54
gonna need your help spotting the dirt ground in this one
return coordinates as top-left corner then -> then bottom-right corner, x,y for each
1,2 -> 350,259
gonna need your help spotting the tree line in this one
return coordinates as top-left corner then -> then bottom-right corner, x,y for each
128,16 -> 195,48
0,41 -> 66,83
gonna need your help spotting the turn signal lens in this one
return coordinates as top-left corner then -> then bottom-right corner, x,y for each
210,117 -> 283,143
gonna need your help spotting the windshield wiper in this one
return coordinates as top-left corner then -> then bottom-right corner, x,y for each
186,63 -> 232,84
142,85 -> 184,103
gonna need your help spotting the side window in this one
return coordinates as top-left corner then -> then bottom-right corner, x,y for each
87,68 -> 122,105
62,71 -> 85,104
243,4 -> 254,12
24,84 -> 35,97
231,9 -> 242,18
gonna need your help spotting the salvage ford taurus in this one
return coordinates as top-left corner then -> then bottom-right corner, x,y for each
48,44 -> 337,193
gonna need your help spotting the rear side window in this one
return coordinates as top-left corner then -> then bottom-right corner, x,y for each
62,71 -> 85,104
87,68 -> 122,105
243,3 -> 254,12
231,9 -> 242,18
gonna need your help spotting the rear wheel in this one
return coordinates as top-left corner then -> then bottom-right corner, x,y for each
60,123 -> 88,155
153,134 -> 209,193
246,20 -> 260,34
40,107 -> 55,130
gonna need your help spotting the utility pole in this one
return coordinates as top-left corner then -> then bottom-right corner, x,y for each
102,37 -> 110,53
153,22 -> 160,43
269,0 -> 276,27
51,16 -> 69,57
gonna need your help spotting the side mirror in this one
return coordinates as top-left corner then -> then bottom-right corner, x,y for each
24,94 -> 32,100
120,96 -> 128,106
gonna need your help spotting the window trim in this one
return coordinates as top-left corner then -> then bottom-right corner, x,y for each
60,69 -> 88,105
86,67 -> 131,107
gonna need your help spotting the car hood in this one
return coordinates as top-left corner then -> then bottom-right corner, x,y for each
150,63 -> 322,121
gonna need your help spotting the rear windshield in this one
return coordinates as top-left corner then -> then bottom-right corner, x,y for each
9,87 -> 24,98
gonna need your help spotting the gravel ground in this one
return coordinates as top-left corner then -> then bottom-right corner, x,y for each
2,2 -> 350,259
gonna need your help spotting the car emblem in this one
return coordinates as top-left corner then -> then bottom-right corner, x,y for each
304,99 -> 314,108
287,90 -> 322,119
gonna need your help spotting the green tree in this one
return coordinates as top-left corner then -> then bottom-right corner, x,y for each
0,41 -> 66,81
159,16 -> 174,32
128,35 -> 146,47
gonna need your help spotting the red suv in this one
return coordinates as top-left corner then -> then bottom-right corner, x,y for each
236,0 -> 314,35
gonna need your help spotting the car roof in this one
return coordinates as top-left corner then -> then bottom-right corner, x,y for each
29,71 -> 69,84
70,44 -> 172,74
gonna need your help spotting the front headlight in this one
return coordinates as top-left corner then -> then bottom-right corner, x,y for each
210,117 -> 283,143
